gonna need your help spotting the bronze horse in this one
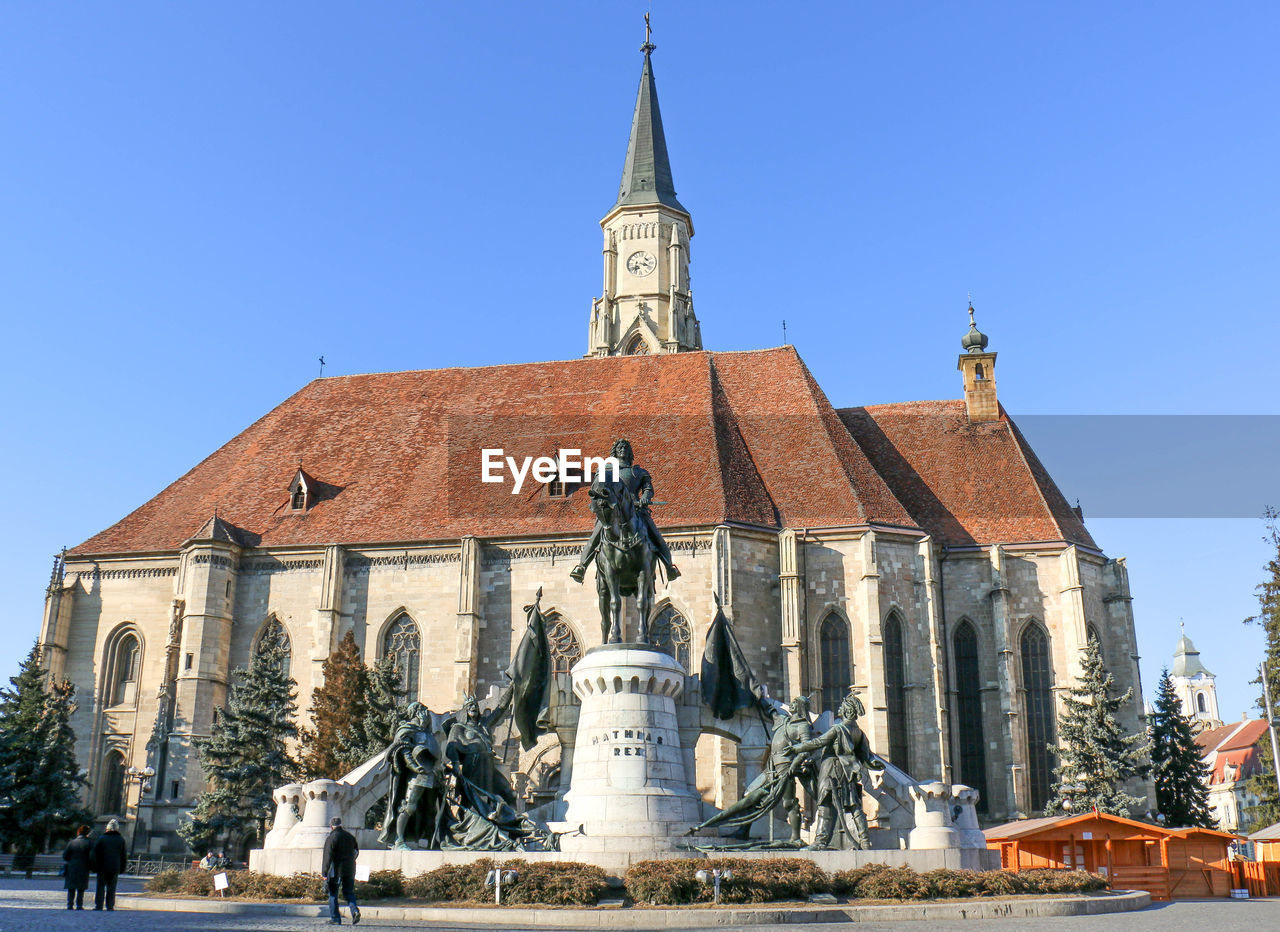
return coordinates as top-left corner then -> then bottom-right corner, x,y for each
587,480 -> 656,644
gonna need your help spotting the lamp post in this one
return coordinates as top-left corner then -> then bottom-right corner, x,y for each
695,867 -> 734,905
124,766 -> 155,854
1261,664 -> 1280,804
484,867 -> 518,905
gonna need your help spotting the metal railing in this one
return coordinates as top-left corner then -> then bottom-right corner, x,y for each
125,855 -> 196,876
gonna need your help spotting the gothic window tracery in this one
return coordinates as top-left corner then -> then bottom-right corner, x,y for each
818,612 -> 851,715
953,620 -> 988,810
623,334 -> 650,355
1020,621 -> 1056,812
256,616 -> 292,680
383,613 -> 422,699
111,633 -> 141,707
545,613 -> 583,675
883,612 -> 910,772
650,605 -> 691,669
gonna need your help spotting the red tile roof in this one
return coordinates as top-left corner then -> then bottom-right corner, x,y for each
1196,719 -> 1271,784
69,348 -> 1100,557
838,401 -> 1097,548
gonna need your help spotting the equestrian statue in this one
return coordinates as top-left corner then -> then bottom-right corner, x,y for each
569,438 -> 680,644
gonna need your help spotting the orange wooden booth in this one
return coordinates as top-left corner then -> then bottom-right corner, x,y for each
985,812 -> 1243,900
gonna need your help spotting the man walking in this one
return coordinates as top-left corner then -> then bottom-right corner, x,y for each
321,816 -> 360,926
91,819 -> 128,911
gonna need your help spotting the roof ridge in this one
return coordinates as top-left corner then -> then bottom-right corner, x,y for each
308,347 -> 794,383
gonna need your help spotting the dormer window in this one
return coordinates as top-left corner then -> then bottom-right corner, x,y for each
547,476 -> 564,497
287,468 -> 312,512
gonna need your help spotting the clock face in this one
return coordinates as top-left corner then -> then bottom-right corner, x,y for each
626,251 -> 656,276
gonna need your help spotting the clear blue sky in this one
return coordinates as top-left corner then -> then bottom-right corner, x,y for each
2,2 -> 1277,719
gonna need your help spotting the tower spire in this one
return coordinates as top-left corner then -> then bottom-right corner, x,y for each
614,16 -> 686,214
588,17 -> 700,357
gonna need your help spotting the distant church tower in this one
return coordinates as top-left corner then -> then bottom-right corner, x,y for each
588,21 -> 701,357
1170,625 -> 1222,731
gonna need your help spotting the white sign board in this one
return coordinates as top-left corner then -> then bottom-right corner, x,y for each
213,872 -> 229,891
355,864 -> 371,882
1081,832 -> 1093,840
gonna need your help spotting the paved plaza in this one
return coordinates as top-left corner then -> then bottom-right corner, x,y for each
2,877 -> 1280,931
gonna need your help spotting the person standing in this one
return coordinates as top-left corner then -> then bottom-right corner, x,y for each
62,826 -> 93,910
91,819 -> 128,911
321,817 -> 360,926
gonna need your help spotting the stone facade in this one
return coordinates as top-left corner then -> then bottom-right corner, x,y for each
40,516 -> 1147,853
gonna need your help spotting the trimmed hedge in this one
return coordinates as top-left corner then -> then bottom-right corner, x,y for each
404,858 -> 609,905
146,861 -> 1107,907
625,857 -> 829,905
831,864 -> 1108,900
143,868 -> 400,902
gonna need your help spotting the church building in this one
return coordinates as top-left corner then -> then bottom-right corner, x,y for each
38,36 -> 1150,854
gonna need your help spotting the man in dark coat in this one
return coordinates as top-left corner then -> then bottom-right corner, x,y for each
321,817 -> 360,925
62,825 -> 93,910
91,819 -> 128,910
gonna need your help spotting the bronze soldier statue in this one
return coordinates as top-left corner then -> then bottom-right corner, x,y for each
569,438 -> 680,583
790,690 -> 883,850
379,703 -> 444,850
689,695 -> 817,843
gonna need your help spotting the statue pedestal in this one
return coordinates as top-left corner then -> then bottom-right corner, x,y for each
907,781 -> 961,850
558,645 -> 702,853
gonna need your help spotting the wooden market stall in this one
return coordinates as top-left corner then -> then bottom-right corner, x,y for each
985,812 -> 1244,900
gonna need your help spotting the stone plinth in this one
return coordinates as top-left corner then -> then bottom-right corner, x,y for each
557,645 -> 702,853
287,779 -> 347,848
907,781 -> 961,850
949,784 -> 987,849
264,783 -> 303,849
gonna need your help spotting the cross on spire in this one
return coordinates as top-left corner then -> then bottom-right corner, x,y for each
641,11 -> 656,54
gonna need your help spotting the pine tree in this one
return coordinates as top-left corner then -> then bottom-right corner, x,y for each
336,654 -> 404,770
301,631 -> 369,780
179,635 -> 299,854
1046,636 -> 1150,818
1244,506 -> 1280,829
0,644 -> 90,864
1148,668 -> 1215,827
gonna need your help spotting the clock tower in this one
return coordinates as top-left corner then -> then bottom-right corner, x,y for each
588,26 -> 702,356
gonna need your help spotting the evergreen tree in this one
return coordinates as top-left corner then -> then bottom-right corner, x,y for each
179,635 -> 299,854
301,631 -> 369,780
1148,668 -> 1215,827
0,644 -> 90,862
1046,636 -> 1150,818
336,654 -> 404,770
1244,506 -> 1280,828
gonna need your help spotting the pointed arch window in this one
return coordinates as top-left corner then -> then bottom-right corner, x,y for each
883,612 -> 909,772
383,614 -> 422,699
1021,621 -> 1056,812
623,334 -> 650,356
256,616 -> 292,680
952,620 -> 988,810
111,633 -> 141,706
1087,623 -> 1104,665
101,749 -> 127,816
545,613 -> 583,675
650,605 -> 691,670
818,612 -> 852,715
1197,692 -> 1208,714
